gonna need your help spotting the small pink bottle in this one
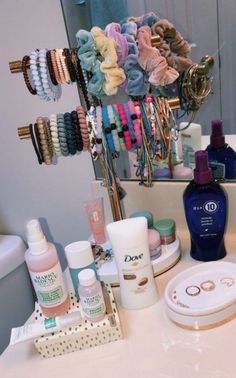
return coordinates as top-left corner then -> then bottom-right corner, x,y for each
78,269 -> 105,322
84,198 -> 106,245
24,219 -> 70,317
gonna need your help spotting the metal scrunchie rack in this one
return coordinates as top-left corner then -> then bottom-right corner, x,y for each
9,26 -> 214,222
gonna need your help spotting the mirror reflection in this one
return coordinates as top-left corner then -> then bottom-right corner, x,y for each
61,0 -> 236,182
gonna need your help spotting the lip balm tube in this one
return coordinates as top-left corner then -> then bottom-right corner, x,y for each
84,198 -> 106,244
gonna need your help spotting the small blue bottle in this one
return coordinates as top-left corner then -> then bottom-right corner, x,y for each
183,150 -> 227,261
206,119 -> 236,180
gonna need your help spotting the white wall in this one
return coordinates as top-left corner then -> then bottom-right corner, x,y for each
0,0 -> 95,265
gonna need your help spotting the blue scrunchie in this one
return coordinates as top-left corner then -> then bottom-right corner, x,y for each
121,22 -> 149,97
76,29 -> 105,98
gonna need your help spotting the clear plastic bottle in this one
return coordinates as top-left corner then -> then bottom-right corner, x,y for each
78,269 -> 105,322
24,219 -> 70,317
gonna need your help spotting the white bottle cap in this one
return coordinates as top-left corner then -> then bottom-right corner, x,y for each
64,241 -> 94,269
26,219 -> 48,255
106,217 -> 148,250
78,268 -> 96,286
59,311 -> 82,328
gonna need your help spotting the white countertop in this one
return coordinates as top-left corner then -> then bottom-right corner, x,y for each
1,233 -> 236,378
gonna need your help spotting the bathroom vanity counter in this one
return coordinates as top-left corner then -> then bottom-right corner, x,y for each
1,233 -> 236,378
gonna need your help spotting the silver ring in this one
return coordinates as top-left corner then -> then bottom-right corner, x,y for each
220,277 -> 235,287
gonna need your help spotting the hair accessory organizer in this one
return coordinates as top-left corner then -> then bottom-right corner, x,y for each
8,12 -> 215,222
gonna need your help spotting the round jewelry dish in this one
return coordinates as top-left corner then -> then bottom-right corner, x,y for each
164,261 -> 236,330
97,238 -> 181,287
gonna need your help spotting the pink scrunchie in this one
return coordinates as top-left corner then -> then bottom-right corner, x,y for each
105,23 -> 129,67
137,26 -> 179,86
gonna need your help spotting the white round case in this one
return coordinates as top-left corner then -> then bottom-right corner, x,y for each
164,261 -> 236,329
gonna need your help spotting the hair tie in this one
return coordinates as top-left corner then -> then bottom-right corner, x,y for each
39,48 -> 61,101
105,23 -> 129,67
49,114 -> 61,156
30,50 -> 46,99
29,124 -> 43,164
22,56 -> 37,95
57,113 -> 69,156
64,112 -> 77,155
46,50 -> 58,86
112,105 -> 126,151
76,106 -> 90,150
116,103 -> 132,151
87,108 -> 99,160
71,110 -> 83,152
36,117 -> 53,164
91,26 -> 126,96
94,106 -> 104,155
127,101 -> 142,147
63,48 -> 77,82
102,106 -> 116,154
107,105 -> 120,153
50,49 -> 62,84
137,26 -> 179,86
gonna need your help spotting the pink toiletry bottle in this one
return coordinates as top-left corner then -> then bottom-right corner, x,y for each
24,219 -> 70,317
78,269 -> 105,322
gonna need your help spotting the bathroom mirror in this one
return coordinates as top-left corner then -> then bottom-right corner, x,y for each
60,0 -> 236,181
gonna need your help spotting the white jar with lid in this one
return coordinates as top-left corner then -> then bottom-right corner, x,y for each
78,269 -> 105,322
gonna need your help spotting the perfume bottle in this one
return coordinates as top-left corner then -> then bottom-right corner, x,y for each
206,119 -> 236,180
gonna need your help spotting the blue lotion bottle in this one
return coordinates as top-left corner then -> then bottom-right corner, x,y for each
206,119 -> 236,180
183,151 -> 227,261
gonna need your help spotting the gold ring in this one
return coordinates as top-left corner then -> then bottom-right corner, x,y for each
200,280 -> 215,292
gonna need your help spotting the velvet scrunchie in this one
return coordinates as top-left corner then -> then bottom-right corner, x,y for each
151,19 -> 193,72
123,12 -> 160,28
76,29 -> 105,98
121,22 -> 150,97
105,23 -> 129,67
91,26 -> 126,96
137,26 -> 179,86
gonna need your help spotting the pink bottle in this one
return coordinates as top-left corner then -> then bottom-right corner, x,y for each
24,219 -> 70,317
84,198 -> 106,245
78,269 -> 105,322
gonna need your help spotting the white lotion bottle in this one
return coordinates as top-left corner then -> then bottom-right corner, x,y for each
25,219 -> 70,317
106,217 -> 158,310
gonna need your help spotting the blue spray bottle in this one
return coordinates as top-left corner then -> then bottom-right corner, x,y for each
206,119 -> 236,180
183,150 -> 227,261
